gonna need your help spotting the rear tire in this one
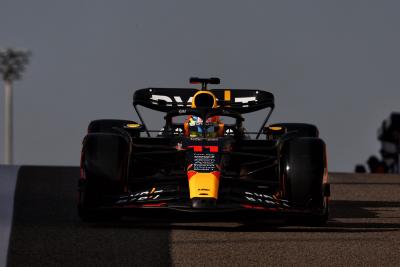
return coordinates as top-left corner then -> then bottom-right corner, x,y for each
281,137 -> 328,226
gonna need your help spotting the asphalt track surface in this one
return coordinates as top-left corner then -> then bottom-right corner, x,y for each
5,166 -> 400,266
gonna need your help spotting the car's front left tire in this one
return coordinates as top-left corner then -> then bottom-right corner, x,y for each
281,137 -> 329,226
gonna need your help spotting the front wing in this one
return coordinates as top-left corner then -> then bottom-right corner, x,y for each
95,178 -> 328,219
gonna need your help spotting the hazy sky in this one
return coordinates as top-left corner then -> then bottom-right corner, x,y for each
1,0 -> 400,171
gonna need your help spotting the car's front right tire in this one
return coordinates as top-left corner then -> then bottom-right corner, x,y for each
78,132 -> 131,222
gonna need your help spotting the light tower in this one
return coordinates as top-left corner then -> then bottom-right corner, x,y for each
0,48 -> 30,164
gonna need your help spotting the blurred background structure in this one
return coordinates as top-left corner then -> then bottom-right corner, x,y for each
1,1 -> 400,171
0,48 -> 30,164
356,113 -> 400,174
378,113 -> 400,173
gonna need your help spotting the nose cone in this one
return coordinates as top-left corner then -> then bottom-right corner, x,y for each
192,197 -> 217,209
188,171 -> 220,199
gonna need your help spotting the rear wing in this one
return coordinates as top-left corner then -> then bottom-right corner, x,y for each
133,88 -> 274,113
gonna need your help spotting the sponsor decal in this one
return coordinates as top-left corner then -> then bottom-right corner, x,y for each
244,191 -> 290,207
116,188 -> 165,204
150,94 -> 257,105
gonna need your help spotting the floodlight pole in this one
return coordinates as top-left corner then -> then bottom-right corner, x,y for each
0,48 -> 30,165
4,79 -> 13,164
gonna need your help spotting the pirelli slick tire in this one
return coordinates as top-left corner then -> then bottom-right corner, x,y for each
87,119 -> 138,134
281,137 -> 328,226
78,178 -> 112,222
78,133 -> 131,221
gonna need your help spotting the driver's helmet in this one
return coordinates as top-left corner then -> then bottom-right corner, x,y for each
184,115 -> 224,138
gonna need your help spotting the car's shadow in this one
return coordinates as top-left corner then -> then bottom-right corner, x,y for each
330,199 -> 400,219
84,199 -> 400,233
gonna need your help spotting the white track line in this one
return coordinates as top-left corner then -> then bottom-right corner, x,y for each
0,165 -> 19,267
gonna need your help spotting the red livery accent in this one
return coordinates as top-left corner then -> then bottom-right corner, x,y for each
116,202 -> 167,208
187,170 -> 197,180
205,146 -> 219,153
242,204 -> 283,211
211,171 -> 221,179
242,204 -> 266,210
187,145 -> 219,153
142,203 -> 167,207
187,145 -> 203,152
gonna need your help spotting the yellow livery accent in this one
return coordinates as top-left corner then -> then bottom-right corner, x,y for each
126,123 -> 141,128
191,91 -> 217,108
188,173 -> 219,199
224,90 -> 231,101
269,126 -> 283,131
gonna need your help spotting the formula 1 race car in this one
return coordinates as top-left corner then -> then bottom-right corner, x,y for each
78,77 -> 330,225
